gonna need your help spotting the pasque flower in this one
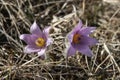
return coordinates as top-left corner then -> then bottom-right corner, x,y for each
20,21 -> 53,57
67,20 -> 97,57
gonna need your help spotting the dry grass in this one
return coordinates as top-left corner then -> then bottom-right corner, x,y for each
0,0 -> 120,80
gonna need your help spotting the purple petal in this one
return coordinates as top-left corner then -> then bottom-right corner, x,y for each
37,48 -> 46,56
20,34 -> 39,45
24,45 -> 41,53
82,36 -> 98,46
80,27 -> 96,35
78,46 -> 93,57
68,20 -> 83,43
72,44 -> 92,57
46,37 -> 53,46
43,26 -> 51,37
74,20 -> 83,30
72,44 -> 93,57
72,20 -> 83,34
72,42 -> 86,51
30,34 -> 39,44
30,21 -> 42,36
20,34 -> 31,44
67,33 -> 74,43
67,45 -> 76,57
76,35 -> 97,46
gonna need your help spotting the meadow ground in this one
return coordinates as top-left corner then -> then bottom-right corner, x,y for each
0,0 -> 120,80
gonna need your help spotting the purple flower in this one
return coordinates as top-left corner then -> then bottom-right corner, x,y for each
67,20 -> 97,57
20,21 -> 53,57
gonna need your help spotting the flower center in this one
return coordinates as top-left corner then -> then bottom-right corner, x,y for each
73,34 -> 81,44
35,38 -> 45,47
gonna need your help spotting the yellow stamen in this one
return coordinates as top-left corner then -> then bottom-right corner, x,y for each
73,34 -> 81,44
35,38 -> 45,47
